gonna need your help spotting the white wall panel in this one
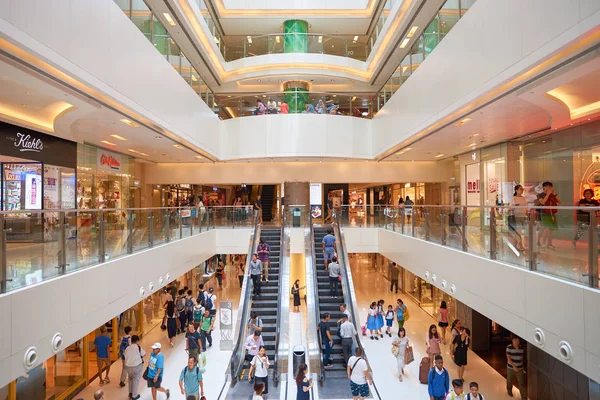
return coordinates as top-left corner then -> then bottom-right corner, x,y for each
290,228 -> 305,254
143,160 -> 454,184
372,0 -> 600,156
371,228 -> 600,382
341,227 -> 378,253
219,114 -> 371,159
0,0 -> 220,156
216,228 -> 253,254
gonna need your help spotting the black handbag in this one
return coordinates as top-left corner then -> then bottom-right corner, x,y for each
142,366 -> 149,381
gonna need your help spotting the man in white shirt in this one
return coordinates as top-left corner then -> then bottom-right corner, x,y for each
467,382 -> 484,400
123,335 -> 145,400
244,331 -> 264,361
208,288 -> 217,316
339,314 -> 357,365
347,348 -> 372,400
327,256 -> 341,298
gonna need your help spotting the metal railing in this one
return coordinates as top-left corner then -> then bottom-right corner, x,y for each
308,219 -> 325,383
333,220 -> 382,399
272,210 -> 287,386
218,91 -> 376,120
0,206 -> 256,294
336,204 -> 600,289
229,211 -> 261,384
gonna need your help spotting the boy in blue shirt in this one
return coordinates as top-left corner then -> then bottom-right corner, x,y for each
93,326 -> 112,385
147,343 -> 170,399
428,355 -> 449,400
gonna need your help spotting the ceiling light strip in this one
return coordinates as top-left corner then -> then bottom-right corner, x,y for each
0,38 -> 217,162
211,0 -> 379,17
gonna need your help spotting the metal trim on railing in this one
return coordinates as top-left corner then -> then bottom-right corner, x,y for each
309,222 -> 325,383
229,211 -> 261,384
272,210 -> 286,386
333,221 -> 382,400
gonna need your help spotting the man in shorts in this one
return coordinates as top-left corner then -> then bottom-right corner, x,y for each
537,181 -> 561,250
347,348 -> 372,400
94,326 -> 112,385
322,228 -> 337,269
147,343 -> 170,399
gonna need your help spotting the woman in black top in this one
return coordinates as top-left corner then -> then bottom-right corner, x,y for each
291,280 -> 306,313
451,326 -> 470,382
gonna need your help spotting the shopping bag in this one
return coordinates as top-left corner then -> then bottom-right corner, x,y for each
405,345 -> 415,365
361,325 -> 367,336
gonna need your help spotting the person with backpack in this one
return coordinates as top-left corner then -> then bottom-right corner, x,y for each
247,311 -> 263,335
186,322 -> 203,362
179,355 -> 204,399
537,181 -> 561,250
428,355 -> 450,400
207,288 -> 216,316
445,379 -> 465,399
197,283 -> 207,309
185,290 -> 195,326
193,303 -> 204,331
467,382 -> 484,400
199,308 -> 215,350
118,326 -> 132,388
123,335 -> 145,400
176,289 -> 187,334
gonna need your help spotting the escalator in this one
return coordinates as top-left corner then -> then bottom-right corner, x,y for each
311,224 -> 381,399
260,185 -> 276,222
223,222 -> 284,399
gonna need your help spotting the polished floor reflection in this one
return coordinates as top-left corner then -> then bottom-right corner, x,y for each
349,254 -> 526,399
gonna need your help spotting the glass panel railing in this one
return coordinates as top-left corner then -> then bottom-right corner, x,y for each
0,207 -> 255,294
377,0 -> 478,111
229,213 -> 260,383
218,92 -> 376,120
336,204 -> 600,290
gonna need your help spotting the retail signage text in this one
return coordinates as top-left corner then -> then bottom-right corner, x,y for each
97,151 -> 122,172
14,132 -> 44,153
467,179 -> 480,193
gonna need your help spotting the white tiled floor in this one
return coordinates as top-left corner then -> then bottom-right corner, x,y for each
76,262 -> 242,400
349,255 -> 526,400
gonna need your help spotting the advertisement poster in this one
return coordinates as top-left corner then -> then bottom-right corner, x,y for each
465,163 -> 481,206
25,174 -> 42,210
310,183 -> 323,218
311,205 -> 322,218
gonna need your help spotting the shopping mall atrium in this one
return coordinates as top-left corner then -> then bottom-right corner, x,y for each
1,0 -> 600,399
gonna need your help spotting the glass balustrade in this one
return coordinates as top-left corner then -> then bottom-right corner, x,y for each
0,207 -> 257,293
334,204 -> 600,290
217,91 -> 376,119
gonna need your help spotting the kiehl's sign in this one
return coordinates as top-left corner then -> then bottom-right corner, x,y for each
0,122 -> 77,169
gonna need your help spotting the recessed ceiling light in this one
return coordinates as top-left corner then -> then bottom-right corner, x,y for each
434,153 -> 445,158
463,143 -> 476,149
399,38 -> 410,48
454,117 -> 472,126
196,156 -> 203,159
318,36 -> 323,43
191,75 -> 198,82
247,36 -> 252,44
111,134 -> 127,141
163,13 -> 176,26
275,36 -> 281,44
257,79 -> 261,83
407,25 -> 419,38
101,140 -> 116,146
120,119 -> 138,128
353,35 -> 358,42
173,144 -> 184,149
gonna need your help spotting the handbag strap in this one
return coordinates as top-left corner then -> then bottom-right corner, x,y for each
350,357 -> 362,374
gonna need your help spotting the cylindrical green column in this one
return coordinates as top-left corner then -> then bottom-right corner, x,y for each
283,81 -> 309,114
283,20 -> 308,53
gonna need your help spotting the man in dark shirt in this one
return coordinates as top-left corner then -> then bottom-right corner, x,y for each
317,313 -> 333,368
254,195 -> 262,223
537,181 -> 561,250
390,262 -> 400,293
573,188 -> 600,249
185,323 -> 203,362
324,193 -> 334,223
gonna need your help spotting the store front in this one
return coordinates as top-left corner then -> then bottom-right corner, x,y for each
0,122 -> 77,242
403,268 -> 457,322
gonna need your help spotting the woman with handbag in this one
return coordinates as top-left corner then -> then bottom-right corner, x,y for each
291,280 -> 305,313
509,184 -> 528,251
248,346 -> 270,395
392,328 -> 410,381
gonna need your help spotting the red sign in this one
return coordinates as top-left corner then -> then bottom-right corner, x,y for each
467,179 -> 480,194
100,154 -> 121,170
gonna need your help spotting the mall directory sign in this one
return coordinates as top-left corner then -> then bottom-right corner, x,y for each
0,121 -> 77,168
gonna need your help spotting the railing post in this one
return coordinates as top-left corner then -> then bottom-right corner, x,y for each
489,208 -> 497,260
98,210 -> 106,263
164,211 -> 171,243
588,220 -> 598,288
190,209 -> 195,237
58,211 -> 67,275
411,208 -> 416,237
441,209 -> 447,246
0,214 -> 9,293
127,211 -> 134,254
148,211 -> 154,248
400,208 -> 405,234
461,206 -> 468,252
527,209 -> 537,271
179,211 -> 183,239
425,208 -> 430,241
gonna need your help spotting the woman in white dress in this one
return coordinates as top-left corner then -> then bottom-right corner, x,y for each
392,327 -> 409,381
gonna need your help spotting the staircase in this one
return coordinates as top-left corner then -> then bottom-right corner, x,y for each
260,185 -> 276,222
313,227 -> 347,378
239,228 -> 281,381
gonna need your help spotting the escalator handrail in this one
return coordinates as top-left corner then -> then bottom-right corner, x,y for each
272,210 -> 286,386
309,222 -> 325,383
230,211 -> 261,384
333,222 -> 382,400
